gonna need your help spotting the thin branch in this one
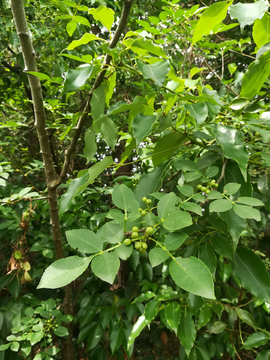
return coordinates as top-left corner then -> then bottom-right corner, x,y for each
228,48 -> 256,60
204,59 -> 238,96
54,0 -> 134,188
217,159 -> 228,184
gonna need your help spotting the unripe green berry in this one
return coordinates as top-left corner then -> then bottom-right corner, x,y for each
142,243 -> 148,250
214,183 -> 219,188
146,199 -> 152,205
132,226 -> 139,232
142,197 -> 147,202
145,227 -> 154,235
138,208 -> 143,213
124,238 -> 131,246
197,184 -> 202,190
201,187 -> 207,192
139,248 -> 146,254
131,232 -> 139,239
141,210 -> 147,216
135,242 -> 141,250
205,189 -> 210,194
211,179 -> 216,184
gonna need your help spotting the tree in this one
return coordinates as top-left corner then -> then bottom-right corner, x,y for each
1,0 -> 270,359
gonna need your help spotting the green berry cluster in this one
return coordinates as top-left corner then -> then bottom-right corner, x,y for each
137,197 -> 152,217
197,179 -> 218,194
123,225 -> 154,254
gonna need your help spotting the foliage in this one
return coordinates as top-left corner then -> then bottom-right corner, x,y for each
1,0 -> 270,359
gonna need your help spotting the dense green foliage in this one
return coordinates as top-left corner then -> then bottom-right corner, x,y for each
1,0 -> 270,359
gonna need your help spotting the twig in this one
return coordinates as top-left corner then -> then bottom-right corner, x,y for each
203,59 -> 238,96
217,159 -> 228,184
228,49 -> 255,60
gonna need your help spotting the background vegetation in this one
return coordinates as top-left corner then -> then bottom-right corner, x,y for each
1,0 -> 270,359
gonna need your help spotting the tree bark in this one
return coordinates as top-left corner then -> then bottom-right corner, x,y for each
10,1 -> 74,359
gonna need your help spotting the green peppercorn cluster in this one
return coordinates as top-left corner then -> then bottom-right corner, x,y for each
123,225 -> 154,254
197,179 -> 218,194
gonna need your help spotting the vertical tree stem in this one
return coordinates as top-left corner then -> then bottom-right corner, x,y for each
10,1 -> 74,359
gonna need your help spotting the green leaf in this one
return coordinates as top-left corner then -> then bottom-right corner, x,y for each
105,72 -> 116,107
112,184 -> 134,212
91,83 -> 106,121
230,97 -> 250,111
163,209 -> 192,231
165,302 -> 181,334
169,257 -> 215,299
67,33 -> 101,50
66,19 -> 77,36
84,126 -> 96,164
27,71 -> 51,81
91,252 -> 120,284
30,331 -> 43,345
210,125 -> 248,181
235,308 -> 256,328
207,190 -> 223,200
209,199 -> 232,213
110,329 -> 125,355
153,133 -> 185,167
210,234 -> 234,261
127,300 -> 159,350
192,1 -> 232,44
63,65 -> 94,94
185,171 -> 202,182
114,244 -> 133,260
10,342 -> 20,352
102,222 -> 124,244
178,310 -> 196,356
149,247 -> 169,267
134,164 -> 167,206
74,15 -> 91,27
138,60 -> 170,87
178,184 -> 194,197
197,305 -> 213,330
240,50 -> 270,98
180,202 -> 202,216
236,197 -> 264,207
132,114 -> 156,147
229,0 -> 268,30
87,324 -> 103,350
37,256 -> 91,289
185,102 -> 208,126
256,350 -> 270,360
253,14 -> 270,48
59,172 -> 89,218
130,38 -> 167,58
66,229 -> 103,253
99,117 -> 118,150
89,6 -> 114,31
233,247 -> 270,303
219,209 -> 246,249
157,192 -> 176,218
223,183 -> 241,195
157,193 -> 192,230
87,156 -> 113,184
242,332 -> 269,350
210,321 -> 227,334
164,233 -> 188,251
233,204 -> 261,221
198,244 -> 217,277
106,96 -> 148,117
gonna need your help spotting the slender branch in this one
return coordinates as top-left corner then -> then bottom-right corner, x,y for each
217,159 -> 228,184
54,0 -> 134,188
203,59 -> 238,96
